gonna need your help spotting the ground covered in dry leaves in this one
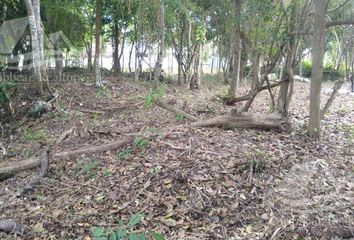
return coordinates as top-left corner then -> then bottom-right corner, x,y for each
0,75 -> 353,240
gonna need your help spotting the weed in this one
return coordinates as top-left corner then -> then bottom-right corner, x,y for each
134,137 -> 149,150
176,113 -> 185,122
117,148 -> 132,160
96,87 -> 112,98
144,88 -> 164,108
91,213 -> 165,240
75,160 -> 101,179
25,129 -> 46,141
23,148 -> 32,158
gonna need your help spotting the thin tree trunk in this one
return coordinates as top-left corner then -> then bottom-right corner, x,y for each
129,41 -> 134,73
112,23 -> 121,74
135,2 -> 144,81
153,0 -> 165,88
309,0 -> 328,139
94,0 -> 103,88
229,0 -> 242,98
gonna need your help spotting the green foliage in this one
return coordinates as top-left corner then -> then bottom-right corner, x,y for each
0,82 -> 16,110
91,213 -> 165,240
300,60 -> 344,81
175,113 -> 185,122
75,160 -> 101,179
117,148 -> 133,160
25,129 -> 46,141
144,88 -> 164,108
133,137 -> 149,150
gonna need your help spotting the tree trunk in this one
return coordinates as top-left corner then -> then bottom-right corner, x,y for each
153,0 -> 165,88
112,23 -> 122,74
94,0 -> 103,88
128,40 -> 134,73
24,0 -> 43,95
54,41 -> 63,82
242,53 -> 262,112
277,7 -> 298,116
134,2 -> 144,81
309,0 -> 328,139
229,0 -> 242,98
190,45 -> 201,90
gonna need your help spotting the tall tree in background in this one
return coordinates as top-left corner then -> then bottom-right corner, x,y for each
94,0 -> 103,87
309,0 -> 328,139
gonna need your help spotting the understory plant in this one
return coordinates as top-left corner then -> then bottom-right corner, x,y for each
91,213 -> 165,240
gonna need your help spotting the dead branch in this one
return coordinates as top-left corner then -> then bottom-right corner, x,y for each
226,80 -> 284,105
156,100 -> 199,122
0,219 -> 27,235
0,138 -> 133,179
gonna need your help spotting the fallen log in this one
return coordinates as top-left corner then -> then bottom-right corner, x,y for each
192,112 -> 290,132
156,100 -> 199,122
0,138 -> 133,179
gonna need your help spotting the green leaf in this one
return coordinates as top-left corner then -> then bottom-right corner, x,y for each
151,232 -> 165,240
128,213 -> 144,227
137,233 -> 146,240
92,227 -> 105,237
94,237 -> 107,240
116,228 -> 127,240
109,231 -> 117,240
128,233 -> 139,240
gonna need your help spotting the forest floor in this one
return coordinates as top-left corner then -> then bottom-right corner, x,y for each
0,74 -> 353,240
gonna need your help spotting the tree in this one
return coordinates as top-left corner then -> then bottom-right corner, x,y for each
24,0 -> 43,95
309,0 -> 328,139
153,0 -> 165,88
94,0 -> 103,88
229,0 -> 242,99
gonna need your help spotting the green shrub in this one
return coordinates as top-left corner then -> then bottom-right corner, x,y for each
300,60 -> 344,81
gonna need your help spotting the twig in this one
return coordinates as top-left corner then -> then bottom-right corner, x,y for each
56,127 -> 74,144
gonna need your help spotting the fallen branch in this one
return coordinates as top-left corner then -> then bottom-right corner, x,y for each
0,219 -> 27,235
156,100 -> 199,122
0,138 -> 133,178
